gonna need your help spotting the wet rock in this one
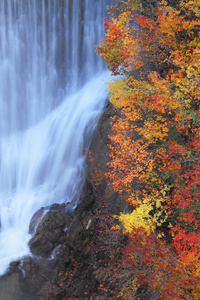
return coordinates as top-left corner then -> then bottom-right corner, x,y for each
85,102 -> 129,214
28,207 -> 48,235
28,203 -> 72,257
18,256 -> 46,297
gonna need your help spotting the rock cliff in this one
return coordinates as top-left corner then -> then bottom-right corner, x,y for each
3,102 -> 127,299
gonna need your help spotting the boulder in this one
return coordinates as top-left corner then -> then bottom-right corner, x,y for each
29,203 -> 72,257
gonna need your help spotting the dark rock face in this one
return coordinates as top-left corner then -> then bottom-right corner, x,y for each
4,102 -> 126,299
36,178 -> 100,299
29,203 -> 72,257
85,102 -> 128,214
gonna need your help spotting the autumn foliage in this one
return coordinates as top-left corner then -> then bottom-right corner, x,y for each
96,0 -> 200,298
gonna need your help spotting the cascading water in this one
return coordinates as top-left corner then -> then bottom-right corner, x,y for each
0,0 -> 111,276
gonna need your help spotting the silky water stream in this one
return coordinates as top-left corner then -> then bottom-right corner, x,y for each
0,1 -> 111,296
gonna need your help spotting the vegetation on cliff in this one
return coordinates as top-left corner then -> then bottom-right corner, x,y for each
93,0 -> 200,299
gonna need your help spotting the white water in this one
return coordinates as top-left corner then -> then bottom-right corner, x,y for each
0,0 -> 111,275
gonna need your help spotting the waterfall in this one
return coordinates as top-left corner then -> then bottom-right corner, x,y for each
0,0 -> 111,276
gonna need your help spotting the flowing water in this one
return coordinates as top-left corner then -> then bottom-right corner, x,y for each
0,0 -> 111,277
